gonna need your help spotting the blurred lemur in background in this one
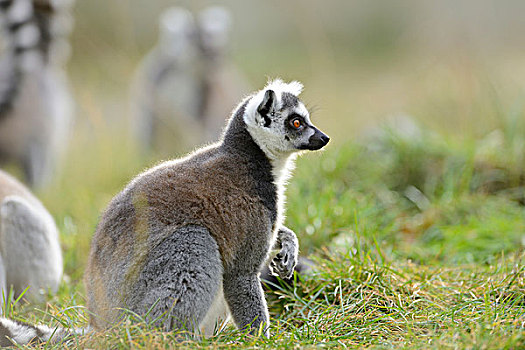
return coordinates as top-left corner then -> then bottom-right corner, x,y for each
0,0 -> 74,188
0,169 -> 62,309
130,6 -> 248,156
131,5 -> 309,291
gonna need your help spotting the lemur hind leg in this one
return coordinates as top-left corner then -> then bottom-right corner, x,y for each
136,225 -> 223,334
0,196 -> 62,303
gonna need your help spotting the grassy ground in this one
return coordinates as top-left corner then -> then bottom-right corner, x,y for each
3,48 -> 525,348
6,118 -> 523,348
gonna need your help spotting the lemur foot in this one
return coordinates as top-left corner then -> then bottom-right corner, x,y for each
261,256 -> 313,290
269,243 -> 297,280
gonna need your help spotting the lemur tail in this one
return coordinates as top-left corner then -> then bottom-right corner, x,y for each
0,0 -> 73,116
0,317 -> 89,347
0,0 -> 35,116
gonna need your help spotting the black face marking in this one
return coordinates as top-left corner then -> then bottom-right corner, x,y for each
257,90 -> 276,127
14,44 -> 39,54
298,128 -> 330,150
284,135 -> 290,141
9,19 -> 33,32
285,113 -> 306,133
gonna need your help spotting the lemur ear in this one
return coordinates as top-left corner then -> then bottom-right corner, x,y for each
257,89 -> 278,127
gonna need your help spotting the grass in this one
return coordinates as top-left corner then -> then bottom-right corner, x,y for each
5,115 -> 523,349
3,41 -> 525,349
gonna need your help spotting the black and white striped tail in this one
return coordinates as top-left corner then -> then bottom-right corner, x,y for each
0,0 -> 38,116
0,0 -> 74,116
0,317 -> 87,347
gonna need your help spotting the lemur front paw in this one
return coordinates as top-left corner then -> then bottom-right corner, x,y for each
270,243 -> 297,280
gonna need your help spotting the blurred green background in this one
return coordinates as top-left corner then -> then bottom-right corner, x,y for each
47,0 -> 525,281
70,0 -> 525,141
6,1 -> 522,347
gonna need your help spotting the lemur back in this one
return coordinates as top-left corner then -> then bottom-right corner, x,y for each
86,79 -> 329,336
0,0 -> 74,188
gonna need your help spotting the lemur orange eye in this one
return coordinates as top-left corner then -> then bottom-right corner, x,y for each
292,119 -> 301,129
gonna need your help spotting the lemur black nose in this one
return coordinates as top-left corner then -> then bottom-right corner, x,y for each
301,129 -> 330,150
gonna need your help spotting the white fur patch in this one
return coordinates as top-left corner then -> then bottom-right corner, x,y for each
7,0 -> 33,24
15,23 -> 40,48
0,318 -> 37,344
295,103 -> 310,123
272,154 -> 297,235
0,195 -> 63,303
0,317 -> 84,345
198,280 -> 231,337
264,78 -> 303,97
243,123 -> 290,161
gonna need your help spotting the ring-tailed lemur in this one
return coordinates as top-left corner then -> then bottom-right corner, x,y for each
130,6 -> 248,155
0,79 -> 329,345
85,79 -> 329,336
130,7 -> 201,154
0,169 -> 62,307
0,0 -> 74,188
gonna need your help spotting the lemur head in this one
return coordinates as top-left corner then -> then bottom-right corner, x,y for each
197,6 -> 232,60
244,79 -> 329,160
159,7 -> 197,59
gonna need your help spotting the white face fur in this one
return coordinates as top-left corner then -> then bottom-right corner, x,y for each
243,79 -> 329,162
